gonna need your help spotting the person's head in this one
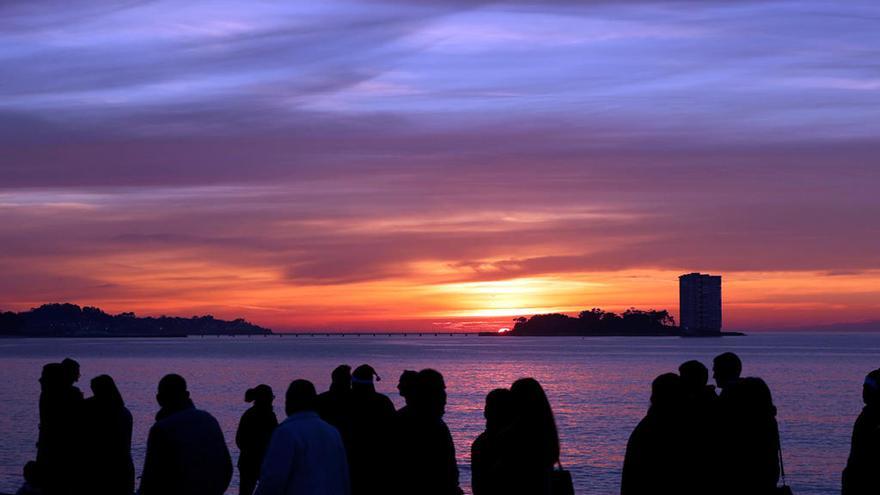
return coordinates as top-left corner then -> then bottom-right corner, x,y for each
245,384 -> 274,406
352,364 -> 380,391
91,374 -> 124,408
397,370 -> 418,403
731,377 -> 776,418
156,374 -> 189,409
863,369 -> 880,406
39,362 -> 64,391
510,378 -> 559,463
23,461 -> 39,486
285,379 -> 317,416
679,360 -> 709,392
713,352 -> 742,389
61,358 -> 80,385
413,369 -> 447,418
650,373 -> 683,412
330,365 -> 352,392
484,388 -> 514,432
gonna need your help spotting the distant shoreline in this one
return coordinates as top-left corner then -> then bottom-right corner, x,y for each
478,331 -> 746,337
0,331 -> 747,339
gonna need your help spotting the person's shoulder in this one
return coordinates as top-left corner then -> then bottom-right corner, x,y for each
472,431 -> 488,448
193,408 -> 223,426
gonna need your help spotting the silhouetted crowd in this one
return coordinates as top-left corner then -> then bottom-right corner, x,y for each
16,355 -> 880,495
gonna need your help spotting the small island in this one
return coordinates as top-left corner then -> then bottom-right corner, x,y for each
484,308 -> 744,337
0,303 -> 273,338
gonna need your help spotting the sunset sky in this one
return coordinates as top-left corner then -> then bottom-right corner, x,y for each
1,0 -> 879,331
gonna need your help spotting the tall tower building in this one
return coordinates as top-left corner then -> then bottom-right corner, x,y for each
679,273 -> 722,336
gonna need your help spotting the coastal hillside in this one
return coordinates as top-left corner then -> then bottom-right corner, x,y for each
0,303 -> 273,337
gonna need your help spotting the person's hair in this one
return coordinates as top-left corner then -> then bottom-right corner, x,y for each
157,373 -> 189,408
40,363 -> 64,390
510,378 -> 560,465
679,360 -> 709,389
866,368 -> 880,387
91,374 -> 124,408
245,384 -> 274,404
397,370 -> 419,398
413,369 -> 447,417
61,358 -> 80,385
731,377 -> 776,418
484,388 -> 514,432
864,368 -> 880,405
353,364 -> 380,382
650,373 -> 683,410
714,352 -> 742,379
286,379 -> 317,415
332,365 -> 352,384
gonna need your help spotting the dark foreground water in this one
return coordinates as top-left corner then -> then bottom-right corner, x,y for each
1,333 -> 878,494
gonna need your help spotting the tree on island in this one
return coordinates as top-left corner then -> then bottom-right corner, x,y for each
508,308 -> 677,336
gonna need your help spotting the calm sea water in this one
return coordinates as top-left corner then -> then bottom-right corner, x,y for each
1,333 -> 877,494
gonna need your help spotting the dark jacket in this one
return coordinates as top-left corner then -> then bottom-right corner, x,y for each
346,388 -> 396,495
395,408 -> 462,495
716,384 -> 780,495
38,385 -> 83,495
471,431 -> 503,495
494,422 -> 557,495
843,405 -> 880,495
80,397 -> 134,495
140,403 -> 232,495
621,409 -> 683,495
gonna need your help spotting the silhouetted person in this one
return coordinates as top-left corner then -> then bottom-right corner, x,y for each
843,368 -> 880,495
621,373 -> 684,495
139,374 -> 232,495
317,365 -> 352,436
61,358 -> 83,400
718,377 -> 780,495
495,378 -> 560,495
37,364 -> 64,475
396,370 -> 418,415
16,461 -> 41,495
236,384 -> 279,495
395,369 -> 462,495
37,361 -> 83,495
471,388 -> 514,495
80,375 -> 134,495
346,364 -> 395,495
255,379 -> 350,495
678,360 -> 717,495
713,352 -> 742,399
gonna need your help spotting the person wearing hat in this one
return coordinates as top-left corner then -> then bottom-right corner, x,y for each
346,364 -> 396,495
236,384 -> 278,495
843,368 -> 880,495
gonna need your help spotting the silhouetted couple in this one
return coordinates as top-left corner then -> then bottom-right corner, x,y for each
313,364 -> 462,495
313,364 -> 396,494
621,352 -> 782,495
471,378 -> 560,495
34,359 -> 133,495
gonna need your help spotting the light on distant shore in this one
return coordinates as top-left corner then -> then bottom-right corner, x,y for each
498,327 -> 510,333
